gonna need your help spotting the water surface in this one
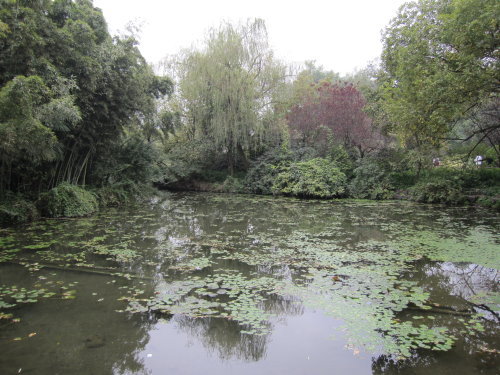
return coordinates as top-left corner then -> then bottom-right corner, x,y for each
0,193 -> 498,374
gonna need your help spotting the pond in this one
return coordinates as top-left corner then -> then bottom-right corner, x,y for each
0,192 -> 499,374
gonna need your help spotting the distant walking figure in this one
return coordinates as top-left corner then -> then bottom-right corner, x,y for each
474,155 -> 483,166
432,158 -> 440,167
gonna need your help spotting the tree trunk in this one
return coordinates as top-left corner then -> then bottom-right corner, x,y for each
227,152 -> 234,176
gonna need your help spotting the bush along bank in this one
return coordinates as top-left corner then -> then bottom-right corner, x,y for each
0,182 -> 155,227
0,193 -> 40,226
159,152 -> 500,210
37,183 -> 98,218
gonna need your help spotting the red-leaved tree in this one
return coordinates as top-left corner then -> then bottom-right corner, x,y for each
288,82 -> 385,157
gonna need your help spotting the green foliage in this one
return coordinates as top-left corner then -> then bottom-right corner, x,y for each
380,0 -> 499,145
417,167 -> 500,189
245,147 -> 293,194
93,181 -> 157,208
197,169 -> 231,183
245,162 -> 280,195
0,0 -> 171,193
390,166 -> 500,205
409,180 -> 466,205
272,158 -> 346,198
0,75 -> 61,167
0,194 -> 39,226
459,168 -> 500,189
38,182 -> 98,217
349,158 -> 394,200
476,196 -> 500,210
92,184 -> 131,207
160,137 -> 219,185
328,144 -> 355,176
172,19 -> 287,172
390,172 -> 420,190
221,176 -> 246,194
91,133 -> 161,186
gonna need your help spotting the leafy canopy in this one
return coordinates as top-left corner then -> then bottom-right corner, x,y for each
380,0 -> 499,145
173,19 -> 287,172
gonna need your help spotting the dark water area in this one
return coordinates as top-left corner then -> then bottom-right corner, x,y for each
0,192 -> 498,374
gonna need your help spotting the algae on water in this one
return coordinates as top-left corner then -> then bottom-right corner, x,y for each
0,194 -> 498,359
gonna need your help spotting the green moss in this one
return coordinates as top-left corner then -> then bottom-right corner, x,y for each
38,182 -> 98,218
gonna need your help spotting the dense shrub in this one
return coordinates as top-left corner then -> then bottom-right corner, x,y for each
290,146 -> 319,162
161,138 -> 218,185
459,168 -> 500,189
390,172 -> 420,189
245,162 -> 278,194
476,196 -> 500,210
328,144 -> 355,177
349,158 -> 394,200
93,184 -> 130,207
197,170 -> 231,183
221,176 -> 246,193
272,158 -> 346,198
245,147 -> 293,194
92,133 -> 162,187
92,180 -> 158,207
0,194 -> 39,226
38,183 -> 98,217
409,180 -> 466,205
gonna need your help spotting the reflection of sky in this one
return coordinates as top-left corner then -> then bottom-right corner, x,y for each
3,193 -> 499,374
141,309 -> 373,375
425,262 -> 499,303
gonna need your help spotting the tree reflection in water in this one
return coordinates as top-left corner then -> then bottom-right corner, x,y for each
372,259 -> 499,375
1,193 -> 499,375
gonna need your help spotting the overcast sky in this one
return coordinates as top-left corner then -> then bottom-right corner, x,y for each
93,0 -> 408,75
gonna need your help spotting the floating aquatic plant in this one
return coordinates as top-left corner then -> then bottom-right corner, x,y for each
1,195 -> 498,359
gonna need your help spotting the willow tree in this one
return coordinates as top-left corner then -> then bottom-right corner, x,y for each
175,19 -> 287,173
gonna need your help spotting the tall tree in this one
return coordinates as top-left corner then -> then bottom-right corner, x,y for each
380,0 -> 499,146
288,82 -> 386,157
0,0 -> 172,193
173,19 -> 287,173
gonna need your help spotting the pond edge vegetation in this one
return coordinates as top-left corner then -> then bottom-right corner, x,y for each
1,0 -> 499,225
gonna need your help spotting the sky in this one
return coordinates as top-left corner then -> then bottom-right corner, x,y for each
93,0 -> 408,75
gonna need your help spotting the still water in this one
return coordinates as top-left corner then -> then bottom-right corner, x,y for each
0,192 -> 498,374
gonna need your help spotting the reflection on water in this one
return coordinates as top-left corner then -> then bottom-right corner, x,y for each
0,192 -> 498,374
